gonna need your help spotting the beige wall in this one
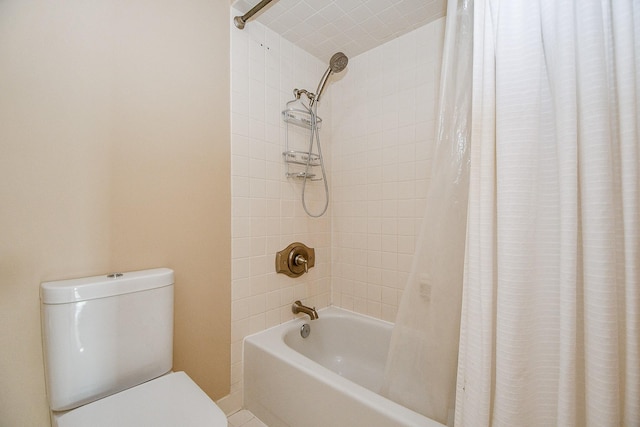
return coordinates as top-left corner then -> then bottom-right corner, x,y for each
0,1 -> 230,426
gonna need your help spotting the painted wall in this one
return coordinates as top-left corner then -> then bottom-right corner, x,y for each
229,12 -> 445,411
0,1 -> 230,425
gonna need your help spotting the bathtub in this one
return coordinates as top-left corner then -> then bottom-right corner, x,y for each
243,306 -> 446,427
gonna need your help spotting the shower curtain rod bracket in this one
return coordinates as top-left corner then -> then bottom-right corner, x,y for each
234,0 -> 276,30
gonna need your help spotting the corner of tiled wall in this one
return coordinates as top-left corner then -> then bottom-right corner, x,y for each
229,8 -> 333,413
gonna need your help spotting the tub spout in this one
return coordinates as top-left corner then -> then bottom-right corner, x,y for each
292,300 -> 318,320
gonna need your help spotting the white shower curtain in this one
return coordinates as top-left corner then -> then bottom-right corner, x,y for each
456,1 -> 639,426
381,0 -> 472,424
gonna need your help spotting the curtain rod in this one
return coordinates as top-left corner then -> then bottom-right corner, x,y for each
234,0 -> 276,29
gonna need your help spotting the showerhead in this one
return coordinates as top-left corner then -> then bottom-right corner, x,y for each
311,52 -> 349,107
329,52 -> 349,73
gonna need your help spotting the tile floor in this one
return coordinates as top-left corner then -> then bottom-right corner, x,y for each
227,409 -> 268,427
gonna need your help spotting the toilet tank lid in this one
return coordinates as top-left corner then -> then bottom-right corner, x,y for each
41,268 -> 174,304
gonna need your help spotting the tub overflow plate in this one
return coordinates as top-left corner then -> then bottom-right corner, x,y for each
300,323 -> 311,338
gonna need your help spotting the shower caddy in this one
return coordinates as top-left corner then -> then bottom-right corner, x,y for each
279,53 -> 347,218
282,94 -> 323,181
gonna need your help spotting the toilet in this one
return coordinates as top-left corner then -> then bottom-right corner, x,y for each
40,268 -> 228,427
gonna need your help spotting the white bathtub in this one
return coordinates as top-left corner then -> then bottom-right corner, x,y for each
243,306 -> 446,427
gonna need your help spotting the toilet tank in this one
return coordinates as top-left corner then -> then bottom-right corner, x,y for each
41,268 -> 174,411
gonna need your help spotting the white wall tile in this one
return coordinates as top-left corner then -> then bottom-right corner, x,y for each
331,17 -> 445,316
230,9 -> 333,412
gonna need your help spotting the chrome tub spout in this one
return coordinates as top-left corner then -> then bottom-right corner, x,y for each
292,300 -> 318,320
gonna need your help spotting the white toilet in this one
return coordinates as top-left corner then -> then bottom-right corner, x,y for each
40,268 -> 228,427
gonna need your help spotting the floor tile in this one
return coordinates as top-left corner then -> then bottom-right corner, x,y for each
227,409 -> 268,427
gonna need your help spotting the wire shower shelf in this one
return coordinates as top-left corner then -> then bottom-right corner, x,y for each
282,105 -> 323,181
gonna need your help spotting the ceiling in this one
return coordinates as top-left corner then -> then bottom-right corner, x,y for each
231,0 -> 446,62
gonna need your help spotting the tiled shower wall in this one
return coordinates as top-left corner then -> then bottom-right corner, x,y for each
331,18 -> 445,321
228,11 -> 445,412
228,10 -> 333,410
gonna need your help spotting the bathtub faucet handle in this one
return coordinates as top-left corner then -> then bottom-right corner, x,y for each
294,254 -> 308,273
292,300 -> 318,320
275,242 -> 315,278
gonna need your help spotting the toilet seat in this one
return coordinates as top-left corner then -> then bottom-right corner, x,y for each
53,372 -> 227,427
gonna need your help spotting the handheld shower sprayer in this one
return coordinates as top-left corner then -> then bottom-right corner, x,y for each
285,51 -> 348,217
294,52 -> 349,108
309,52 -> 349,107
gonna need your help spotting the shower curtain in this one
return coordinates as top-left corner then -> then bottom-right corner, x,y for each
381,0 -> 472,425
456,1 -> 639,426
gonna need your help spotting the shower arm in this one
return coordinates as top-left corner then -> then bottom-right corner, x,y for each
292,89 -> 316,112
294,89 -> 315,101
234,0 -> 276,30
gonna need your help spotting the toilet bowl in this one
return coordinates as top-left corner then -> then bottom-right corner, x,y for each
40,268 -> 227,426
